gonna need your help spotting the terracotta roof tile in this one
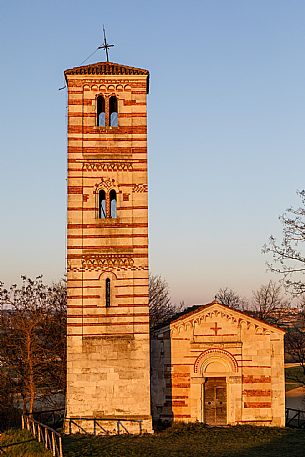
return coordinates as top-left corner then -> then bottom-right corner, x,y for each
64,61 -> 149,76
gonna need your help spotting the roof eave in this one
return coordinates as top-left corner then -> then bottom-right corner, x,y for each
64,62 -> 149,93
153,302 -> 286,335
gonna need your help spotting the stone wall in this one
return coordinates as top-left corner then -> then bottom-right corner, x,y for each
151,302 -> 285,427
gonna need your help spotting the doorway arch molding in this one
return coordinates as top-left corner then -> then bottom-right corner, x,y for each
194,348 -> 238,374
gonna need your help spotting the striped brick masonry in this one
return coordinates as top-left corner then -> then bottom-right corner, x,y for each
64,61 -> 152,433
151,301 -> 285,427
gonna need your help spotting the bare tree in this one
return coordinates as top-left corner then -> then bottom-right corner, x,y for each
281,294 -> 305,388
251,280 -> 288,325
39,280 -> 66,405
149,274 -> 182,329
294,298 -> 305,331
0,276 -> 66,415
0,369 -> 17,429
215,287 -> 245,310
285,328 -> 305,387
263,190 -> 305,296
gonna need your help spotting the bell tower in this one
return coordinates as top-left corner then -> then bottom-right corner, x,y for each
64,60 -> 151,433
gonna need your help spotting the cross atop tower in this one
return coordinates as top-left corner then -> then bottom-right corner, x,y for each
98,26 -> 114,62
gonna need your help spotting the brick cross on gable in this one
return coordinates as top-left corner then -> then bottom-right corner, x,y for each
210,322 -> 222,336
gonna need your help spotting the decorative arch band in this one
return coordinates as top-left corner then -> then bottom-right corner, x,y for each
194,348 -> 238,374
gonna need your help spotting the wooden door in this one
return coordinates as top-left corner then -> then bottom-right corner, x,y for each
204,377 -> 227,425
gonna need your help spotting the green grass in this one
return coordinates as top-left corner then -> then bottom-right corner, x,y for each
285,366 -> 305,391
62,423 -> 305,457
0,429 -> 51,456
3,424 -> 305,457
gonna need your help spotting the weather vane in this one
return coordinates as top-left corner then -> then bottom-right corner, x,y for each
98,26 -> 114,62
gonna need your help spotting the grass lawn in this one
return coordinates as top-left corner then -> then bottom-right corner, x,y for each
2,424 -> 305,457
62,423 -> 305,457
285,366 -> 305,392
0,429 -> 51,456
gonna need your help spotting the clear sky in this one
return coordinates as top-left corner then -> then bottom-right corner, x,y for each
0,0 -> 304,305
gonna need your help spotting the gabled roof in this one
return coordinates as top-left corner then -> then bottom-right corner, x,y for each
154,300 -> 285,335
64,61 -> 149,76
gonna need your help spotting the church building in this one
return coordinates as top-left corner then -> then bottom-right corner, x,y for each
64,56 -> 285,433
151,301 -> 285,427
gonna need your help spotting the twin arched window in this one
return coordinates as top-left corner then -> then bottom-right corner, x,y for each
97,95 -> 118,127
97,96 -> 105,127
99,190 -> 106,218
98,189 -> 117,219
109,96 -> 118,127
109,189 -> 117,218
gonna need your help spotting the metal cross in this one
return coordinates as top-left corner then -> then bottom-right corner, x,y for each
210,322 -> 222,335
98,26 -> 114,62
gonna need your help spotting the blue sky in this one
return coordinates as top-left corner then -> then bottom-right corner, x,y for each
0,0 -> 304,305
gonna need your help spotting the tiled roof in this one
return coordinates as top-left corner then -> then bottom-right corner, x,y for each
64,61 -> 149,76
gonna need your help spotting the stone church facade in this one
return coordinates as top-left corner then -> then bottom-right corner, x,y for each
151,301 -> 285,427
64,59 -> 285,433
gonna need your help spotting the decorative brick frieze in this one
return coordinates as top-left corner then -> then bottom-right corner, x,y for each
94,177 -> 116,191
82,254 -> 133,271
132,184 -> 148,193
83,162 -> 133,172
67,254 -> 148,273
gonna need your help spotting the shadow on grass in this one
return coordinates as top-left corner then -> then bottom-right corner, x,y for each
62,424 -> 305,457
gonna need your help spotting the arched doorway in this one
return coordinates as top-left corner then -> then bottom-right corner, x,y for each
203,376 -> 227,425
195,349 -> 238,425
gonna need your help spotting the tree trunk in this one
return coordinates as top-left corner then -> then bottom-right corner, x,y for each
26,332 -> 35,416
22,391 -> 27,415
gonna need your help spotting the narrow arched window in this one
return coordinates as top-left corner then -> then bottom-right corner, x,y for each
105,278 -> 111,307
110,190 -> 117,218
109,96 -> 118,127
99,190 -> 106,218
97,95 -> 105,126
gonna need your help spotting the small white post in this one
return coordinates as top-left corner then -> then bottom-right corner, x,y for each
51,432 -> 56,457
59,436 -> 63,457
44,427 -> 48,449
